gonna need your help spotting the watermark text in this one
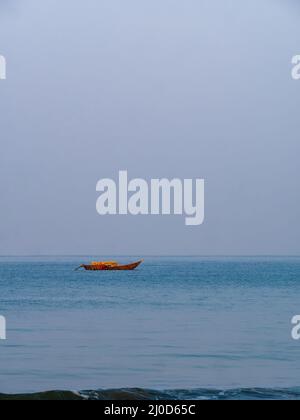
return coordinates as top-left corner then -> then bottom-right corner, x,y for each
292,55 -> 300,80
292,316 -> 300,340
0,55 -> 6,80
0,316 -> 6,340
96,171 -> 205,226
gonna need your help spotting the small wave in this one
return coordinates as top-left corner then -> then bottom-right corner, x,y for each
1,387 -> 300,400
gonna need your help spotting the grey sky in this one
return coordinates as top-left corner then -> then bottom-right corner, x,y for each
0,0 -> 299,255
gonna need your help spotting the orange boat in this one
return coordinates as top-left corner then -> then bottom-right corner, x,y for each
75,260 -> 143,271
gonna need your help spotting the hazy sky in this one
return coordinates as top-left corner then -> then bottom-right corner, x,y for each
0,0 -> 300,255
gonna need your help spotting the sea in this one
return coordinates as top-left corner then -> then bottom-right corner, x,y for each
0,256 -> 300,400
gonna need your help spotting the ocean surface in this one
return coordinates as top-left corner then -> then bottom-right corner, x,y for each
0,256 -> 300,400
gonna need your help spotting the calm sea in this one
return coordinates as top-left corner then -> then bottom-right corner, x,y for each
0,256 -> 300,400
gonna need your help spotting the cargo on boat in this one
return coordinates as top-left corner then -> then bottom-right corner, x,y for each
75,260 -> 143,271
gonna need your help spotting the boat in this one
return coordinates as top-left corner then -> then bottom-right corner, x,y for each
75,260 -> 143,271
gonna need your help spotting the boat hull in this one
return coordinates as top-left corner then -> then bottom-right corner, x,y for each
80,260 -> 143,271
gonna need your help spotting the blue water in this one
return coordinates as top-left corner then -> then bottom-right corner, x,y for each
0,256 -> 300,399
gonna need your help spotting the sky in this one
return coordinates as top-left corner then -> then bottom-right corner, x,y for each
0,0 -> 300,256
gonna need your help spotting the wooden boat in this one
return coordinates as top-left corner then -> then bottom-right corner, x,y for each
75,260 -> 143,271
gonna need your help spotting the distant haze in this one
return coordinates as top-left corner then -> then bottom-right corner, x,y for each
0,0 -> 300,256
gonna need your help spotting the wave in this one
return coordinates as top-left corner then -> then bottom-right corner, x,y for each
1,387 -> 300,400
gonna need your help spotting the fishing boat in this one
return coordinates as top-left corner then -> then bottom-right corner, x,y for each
75,260 -> 143,271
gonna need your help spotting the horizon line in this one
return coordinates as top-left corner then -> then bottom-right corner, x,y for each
0,254 -> 300,258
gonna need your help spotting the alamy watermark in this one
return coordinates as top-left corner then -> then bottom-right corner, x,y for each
0,55 -> 6,80
291,316 -> 300,340
292,55 -> 300,80
96,171 -> 205,226
0,316 -> 6,340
